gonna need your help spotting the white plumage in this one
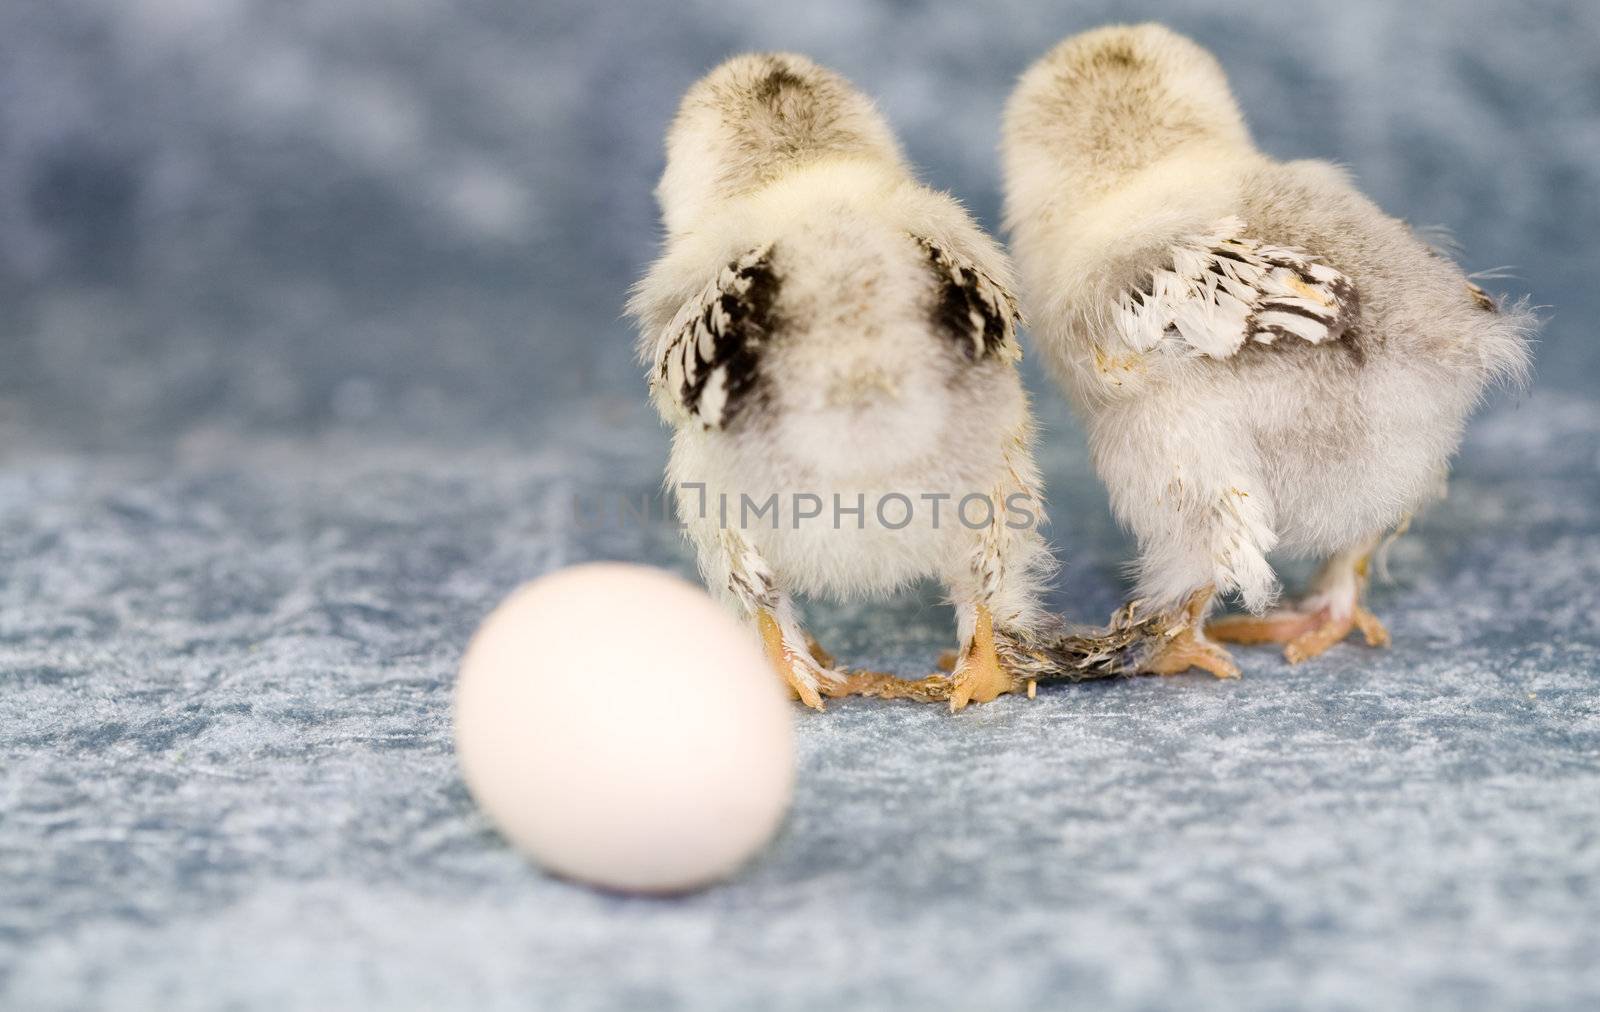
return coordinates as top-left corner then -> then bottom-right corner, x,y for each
1002,24 -> 1534,673
1114,216 -> 1356,359
631,53 -> 1054,709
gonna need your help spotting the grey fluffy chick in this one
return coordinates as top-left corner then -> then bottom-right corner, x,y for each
630,53 -> 1059,710
1002,24 -> 1533,674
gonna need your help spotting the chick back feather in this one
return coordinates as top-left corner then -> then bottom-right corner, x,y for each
1116,216 -> 1357,359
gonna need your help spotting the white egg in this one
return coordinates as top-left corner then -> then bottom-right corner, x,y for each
453,562 -> 794,893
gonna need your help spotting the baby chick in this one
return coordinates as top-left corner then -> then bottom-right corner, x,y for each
1001,25 -> 1532,673
631,53 -> 1054,710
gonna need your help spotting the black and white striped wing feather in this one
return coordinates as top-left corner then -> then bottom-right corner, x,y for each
1115,216 -> 1357,360
652,245 -> 778,430
916,237 -> 1022,364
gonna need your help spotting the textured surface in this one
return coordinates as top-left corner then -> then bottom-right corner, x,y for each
4,391 -> 1599,1010
3,1 -> 1599,1008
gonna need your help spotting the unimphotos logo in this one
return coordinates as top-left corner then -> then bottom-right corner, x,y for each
572,484 -> 1040,531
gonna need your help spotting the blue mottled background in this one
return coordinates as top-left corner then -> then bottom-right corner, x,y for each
2,2 -> 1598,1009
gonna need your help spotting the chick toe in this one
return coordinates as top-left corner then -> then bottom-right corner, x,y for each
757,610 -> 830,711
1146,627 -> 1242,680
1208,611 -> 1321,645
950,605 -> 1026,711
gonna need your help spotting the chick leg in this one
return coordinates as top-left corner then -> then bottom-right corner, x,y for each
739,559 -> 953,706
1142,586 -> 1241,680
714,528 -> 841,709
949,602 -> 1028,711
760,612 -> 960,706
1209,537 -> 1389,664
1283,544 -> 1390,663
756,605 -> 831,710
945,449 -> 1053,711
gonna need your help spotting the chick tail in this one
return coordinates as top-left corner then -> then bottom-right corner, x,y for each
1476,294 -> 1538,392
